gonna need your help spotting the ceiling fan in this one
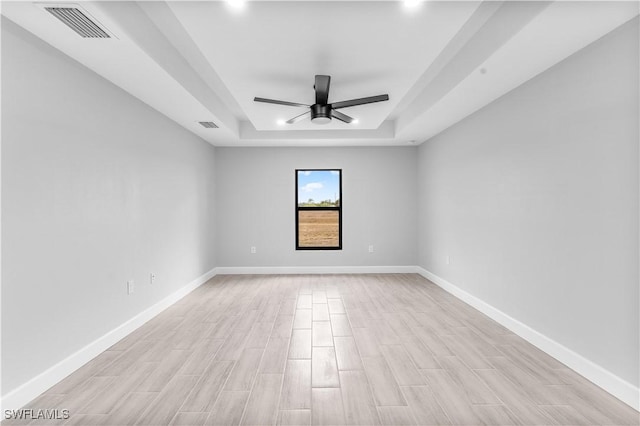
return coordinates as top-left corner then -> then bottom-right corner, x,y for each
254,75 -> 389,125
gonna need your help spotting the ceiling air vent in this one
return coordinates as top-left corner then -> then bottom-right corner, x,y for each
44,6 -> 111,38
198,121 -> 219,129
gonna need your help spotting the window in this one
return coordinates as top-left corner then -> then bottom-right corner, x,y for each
296,169 -> 342,250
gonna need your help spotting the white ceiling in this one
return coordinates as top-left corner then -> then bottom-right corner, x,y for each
2,1 -> 639,147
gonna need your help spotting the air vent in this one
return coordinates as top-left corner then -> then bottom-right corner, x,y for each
45,7 -> 110,38
198,121 -> 219,129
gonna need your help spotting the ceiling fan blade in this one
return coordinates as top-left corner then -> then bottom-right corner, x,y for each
286,110 -> 310,124
331,110 -> 354,124
254,97 -> 309,108
314,75 -> 331,105
331,94 -> 389,109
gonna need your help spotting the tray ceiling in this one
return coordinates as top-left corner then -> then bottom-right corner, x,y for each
2,1 -> 638,146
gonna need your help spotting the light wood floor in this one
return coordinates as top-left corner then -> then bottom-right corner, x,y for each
7,274 -> 639,425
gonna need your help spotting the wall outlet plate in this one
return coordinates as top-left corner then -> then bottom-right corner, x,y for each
150,273 -> 156,284
127,280 -> 134,294
250,246 -> 257,254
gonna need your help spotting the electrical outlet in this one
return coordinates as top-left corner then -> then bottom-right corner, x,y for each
150,273 -> 156,284
368,245 -> 374,253
250,246 -> 257,254
127,280 -> 134,295
446,255 -> 451,265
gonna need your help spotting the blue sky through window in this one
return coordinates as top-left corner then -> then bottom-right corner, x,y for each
297,170 -> 340,204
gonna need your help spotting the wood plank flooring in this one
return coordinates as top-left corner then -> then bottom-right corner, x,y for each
5,274 -> 639,425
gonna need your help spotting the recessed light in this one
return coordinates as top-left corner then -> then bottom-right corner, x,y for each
403,0 -> 422,9
276,119 -> 286,126
226,0 -> 246,9
352,119 -> 359,125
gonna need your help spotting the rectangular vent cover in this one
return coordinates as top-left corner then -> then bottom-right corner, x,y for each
199,121 -> 219,129
45,7 -> 110,38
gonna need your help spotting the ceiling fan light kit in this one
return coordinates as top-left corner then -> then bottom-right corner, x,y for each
254,75 -> 389,125
310,104 -> 331,124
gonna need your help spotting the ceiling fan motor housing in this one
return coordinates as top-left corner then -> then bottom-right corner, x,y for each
311,104 -> 332,124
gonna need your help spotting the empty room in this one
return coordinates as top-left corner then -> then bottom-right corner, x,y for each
1,1 -> 639,425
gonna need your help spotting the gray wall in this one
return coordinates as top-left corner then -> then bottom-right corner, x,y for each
417,17 -> 639,386
215,147 -> 418,268
1,19 -> 217,394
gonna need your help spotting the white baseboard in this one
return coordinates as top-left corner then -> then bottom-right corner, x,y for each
215,265 -> 419,275
416,267 -> 640,412
0,267 -> 217,412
